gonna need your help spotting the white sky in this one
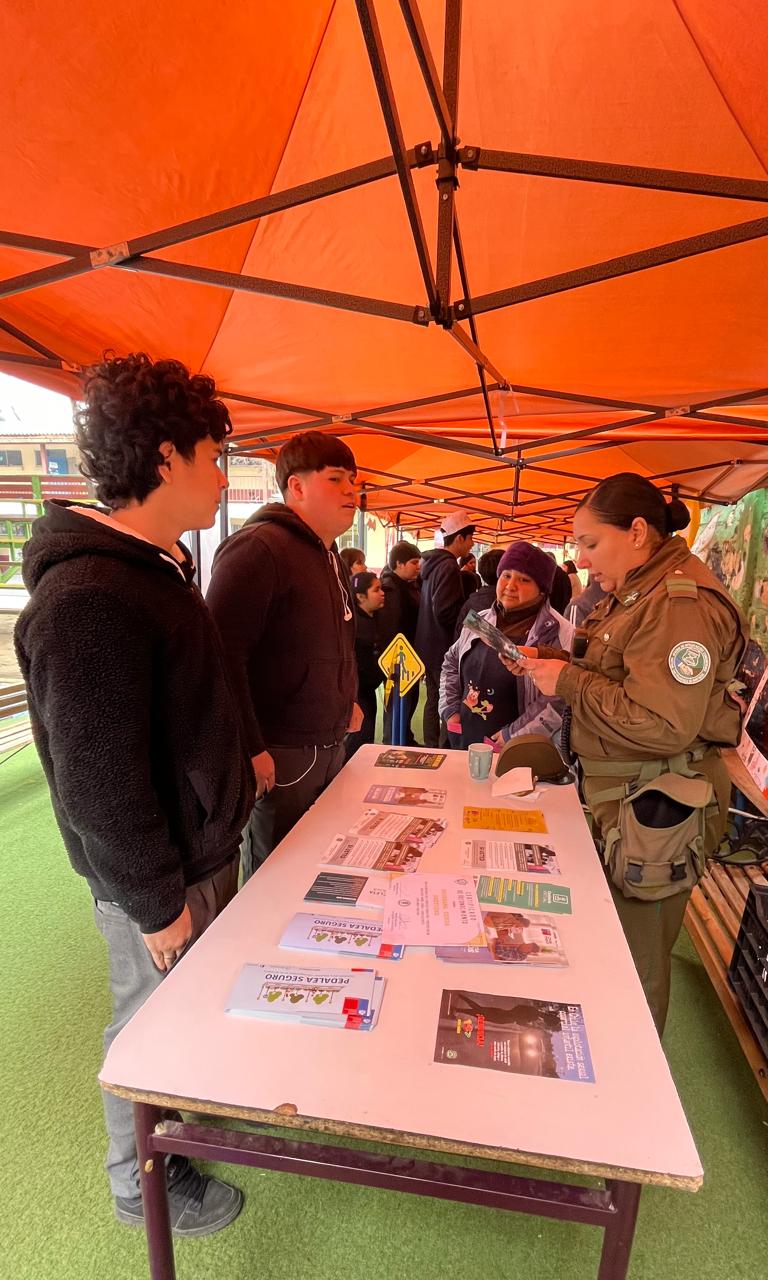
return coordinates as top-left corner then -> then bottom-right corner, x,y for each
0,372 -> 75,435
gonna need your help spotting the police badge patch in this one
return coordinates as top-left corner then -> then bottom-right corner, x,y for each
668,641 -> 711,685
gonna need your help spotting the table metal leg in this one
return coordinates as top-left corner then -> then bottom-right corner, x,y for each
598,1180 -> 641,1280
134,1101 -> 176,1280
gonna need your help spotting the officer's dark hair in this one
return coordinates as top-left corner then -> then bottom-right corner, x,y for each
275,430 -> 357,497
444,525 -> 475,547
388,540 -> 420,570
352,570 -> 378,599
75,352 -> 231,508
577,473 -> 690,539
478,548 -> 503,586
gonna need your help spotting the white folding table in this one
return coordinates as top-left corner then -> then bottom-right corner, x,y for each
101,745 -> 702,1279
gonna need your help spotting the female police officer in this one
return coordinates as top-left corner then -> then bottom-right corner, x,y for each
518,473 -> 748,1033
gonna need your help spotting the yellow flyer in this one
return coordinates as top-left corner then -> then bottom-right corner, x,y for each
462,806 -> 548,834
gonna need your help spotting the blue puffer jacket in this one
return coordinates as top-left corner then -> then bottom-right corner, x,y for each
438,601 -> 574,745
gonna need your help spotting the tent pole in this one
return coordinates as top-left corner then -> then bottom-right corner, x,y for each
460,148 -> 768,204
355,0 -> 439,314
0,318 -> 64,360
454,215 -> 768,318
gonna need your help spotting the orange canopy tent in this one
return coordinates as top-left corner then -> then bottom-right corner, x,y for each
2,0 -> 768,541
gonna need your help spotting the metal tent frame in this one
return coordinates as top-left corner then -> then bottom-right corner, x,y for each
2,0 -> 767,538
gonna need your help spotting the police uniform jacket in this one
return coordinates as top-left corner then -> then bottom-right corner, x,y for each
556,535 -> 749,853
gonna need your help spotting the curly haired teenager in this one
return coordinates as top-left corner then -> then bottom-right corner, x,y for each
14,353 -> 254,1235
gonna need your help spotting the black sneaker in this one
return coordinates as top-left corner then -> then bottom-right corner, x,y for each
115,1163 -> 243,1237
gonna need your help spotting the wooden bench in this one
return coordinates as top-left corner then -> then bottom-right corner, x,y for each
685,747 -> 768,1104
0,681 -> 32,755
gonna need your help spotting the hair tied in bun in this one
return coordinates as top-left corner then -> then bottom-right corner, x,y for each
664,497 -> 691,535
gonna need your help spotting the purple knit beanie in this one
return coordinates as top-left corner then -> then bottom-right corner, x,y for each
496,542 -> 557,596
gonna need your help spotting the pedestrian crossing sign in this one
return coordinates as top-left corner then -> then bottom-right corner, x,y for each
378,633 -> 425,696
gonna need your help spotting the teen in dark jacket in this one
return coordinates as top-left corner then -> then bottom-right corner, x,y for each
379,540 -> 421,647
14,352 -> 253,1236
207,431 -> 361,877
209,502 -> 357,754
414,514 -> 476,746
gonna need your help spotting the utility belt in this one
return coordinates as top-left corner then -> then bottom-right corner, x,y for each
580,747 -> 721,902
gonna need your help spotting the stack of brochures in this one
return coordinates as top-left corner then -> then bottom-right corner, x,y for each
280,912 -> 404,960
226,962 -> 385,1031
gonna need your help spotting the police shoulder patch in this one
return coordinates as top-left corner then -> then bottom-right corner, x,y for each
668,640 -> 711,685
665,575 -> 698,600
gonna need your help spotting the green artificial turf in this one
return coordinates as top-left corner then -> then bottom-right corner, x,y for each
1,742 -> 766,1280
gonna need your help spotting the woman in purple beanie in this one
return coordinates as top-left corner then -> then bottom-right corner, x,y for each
439,541 -> 574,751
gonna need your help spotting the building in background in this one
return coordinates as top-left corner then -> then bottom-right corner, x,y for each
0,376 -> 88,597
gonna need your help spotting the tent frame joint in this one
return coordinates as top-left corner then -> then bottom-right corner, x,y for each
89,242 -> 131,268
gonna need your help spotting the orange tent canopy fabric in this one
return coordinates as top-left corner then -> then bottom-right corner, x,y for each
1,0 -> 767,540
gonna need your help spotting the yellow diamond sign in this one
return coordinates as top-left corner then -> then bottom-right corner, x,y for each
378,633 -> 425,696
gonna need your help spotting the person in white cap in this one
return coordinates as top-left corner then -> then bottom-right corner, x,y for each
414,512 -> 476,746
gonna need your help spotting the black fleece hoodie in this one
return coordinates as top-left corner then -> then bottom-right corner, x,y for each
14,501 -> 255,933
414,547 -> 464,672
206,503 -> 357,753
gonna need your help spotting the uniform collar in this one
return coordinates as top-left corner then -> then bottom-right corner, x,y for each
610,536 -> 690,608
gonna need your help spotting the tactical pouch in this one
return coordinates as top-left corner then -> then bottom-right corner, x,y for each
601,771 -> 714,902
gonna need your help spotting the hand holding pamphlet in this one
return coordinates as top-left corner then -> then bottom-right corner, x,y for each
464,610 -> 526,663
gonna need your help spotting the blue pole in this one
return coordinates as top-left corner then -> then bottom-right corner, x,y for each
394,658 -> 405,746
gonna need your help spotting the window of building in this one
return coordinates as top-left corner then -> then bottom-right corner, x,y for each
0,449 -> 23,467
46,448 -> 70,475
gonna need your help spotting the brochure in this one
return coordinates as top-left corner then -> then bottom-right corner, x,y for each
381,873 -> 486,947
320,833 -> 426,874
280,912 -> 404,960
476,876 -> 572,914
226,963 -> 378,1028
463,609 -> 525,662
349,808 -> 447,851
463,806 -> 548,834
364,784 -> 447,809
304,871 -> 389,910
434,990 -> 595,1081
461,838 -> 561,875
375,749 -> 446,770
436,910 -> 567,966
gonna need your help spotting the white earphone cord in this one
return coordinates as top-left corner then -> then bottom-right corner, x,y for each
274,745 -> 318,788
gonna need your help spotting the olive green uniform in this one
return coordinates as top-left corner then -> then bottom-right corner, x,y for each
556,536 -> 748,1032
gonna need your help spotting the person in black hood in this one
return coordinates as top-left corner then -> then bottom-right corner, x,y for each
14,353 -> 254,1236
345,571 -> 385,757
379,540 -> 421,745
206,431 -> 361,878
414,512 -> 476,746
